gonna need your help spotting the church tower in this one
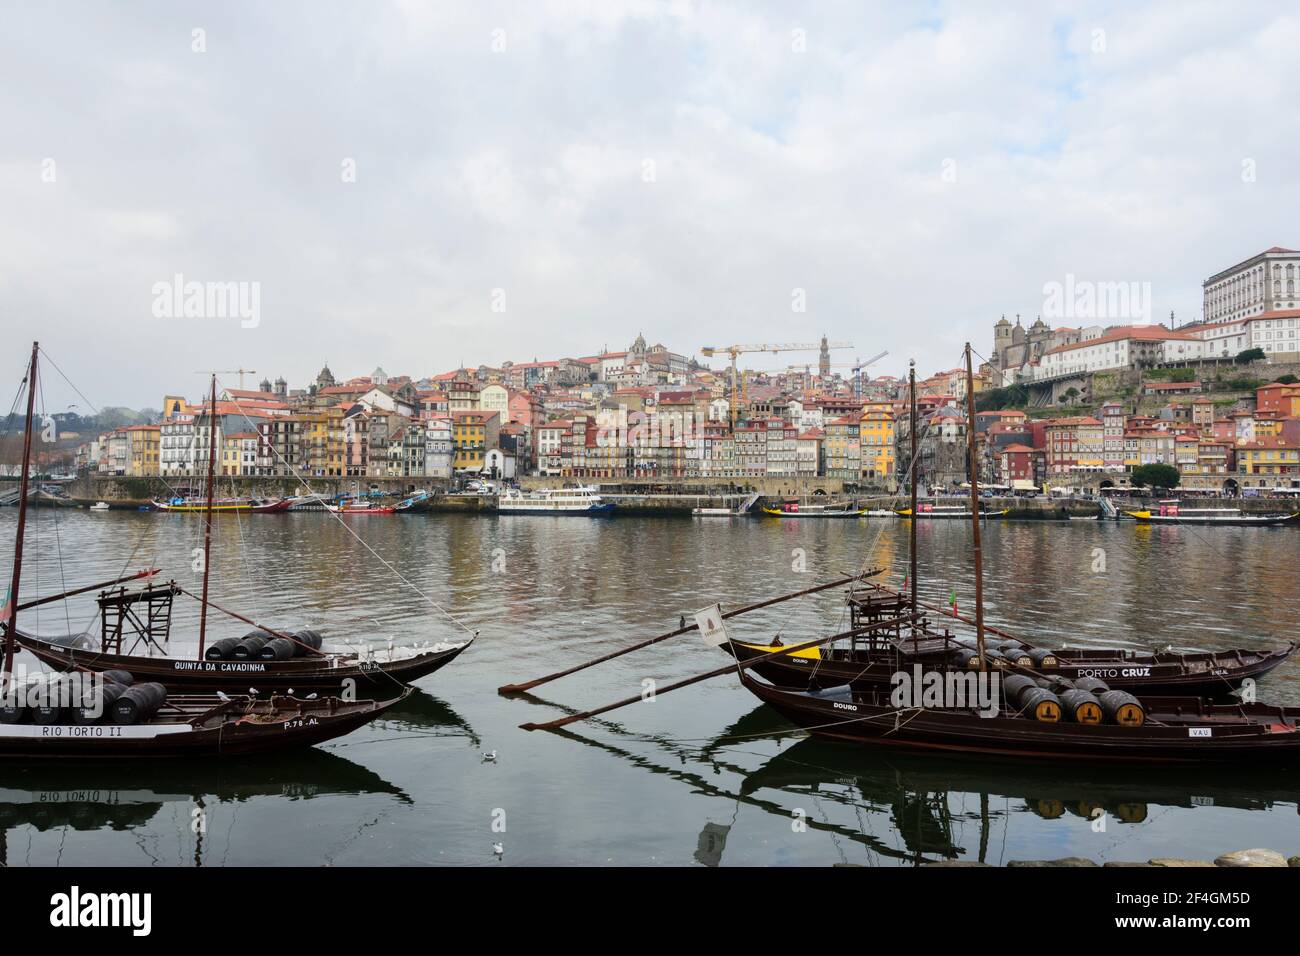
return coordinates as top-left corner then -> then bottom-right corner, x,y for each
818,334 -> 830,378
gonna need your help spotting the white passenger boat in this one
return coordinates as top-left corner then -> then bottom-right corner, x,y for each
496,486 -> 615,516
1125,503 -> 1298,525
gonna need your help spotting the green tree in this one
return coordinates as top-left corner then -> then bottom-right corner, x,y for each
1130,463 -> 1180,489
1274,373 -> 1298,385
1235,347 -> 1265,364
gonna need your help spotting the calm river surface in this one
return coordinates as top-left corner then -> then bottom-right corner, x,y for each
1,508 -> 1298,866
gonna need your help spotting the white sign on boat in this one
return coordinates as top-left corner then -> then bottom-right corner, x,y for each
0,724 -> 195,738
694,604 -> 731,647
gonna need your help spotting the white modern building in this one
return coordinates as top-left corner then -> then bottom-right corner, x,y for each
1033,326 -> 1204,380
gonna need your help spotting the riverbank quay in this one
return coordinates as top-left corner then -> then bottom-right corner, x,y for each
924,848 -> 1298,867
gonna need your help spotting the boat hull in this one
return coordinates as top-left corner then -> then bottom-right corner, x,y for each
496,503 -> 615,515
1126,511 -> 1298,525
15,632 -> 471,693
761,508 -> 865,518
721,637 -> 1297,698
152,499 -> 293,514
0,691 -> 409,759
740,674 -> 1300,764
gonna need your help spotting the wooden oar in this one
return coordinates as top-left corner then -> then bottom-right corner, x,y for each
519,613 -> 913,731
15,568 -> 162,612
498,569 -> 881,694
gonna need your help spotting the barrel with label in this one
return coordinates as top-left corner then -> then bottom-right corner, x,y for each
1002,674 -> 1038,706
1098,690 -> 1146,727
231,634 -> 270,660
75,682 -> 128,724
205,638 -> 240,661
1059,688 -> 1104,724
1002,648 -> 1034,668
1019,687 -> 1063,722
292,628 -> 324,656
1027,648 -> 1059,669
32,677 -> 73,725
111,683 -> 168,725
983,649 -> 1009,669
259,637 -> 297,660
0,700 -> 28,723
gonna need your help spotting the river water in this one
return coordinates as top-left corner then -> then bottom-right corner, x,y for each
1,508 -> 1297,866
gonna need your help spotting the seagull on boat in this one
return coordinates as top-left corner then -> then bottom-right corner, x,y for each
306,693 -> 318,700
249,688 -> 259,697
482,750 -> 497,762
492,843 -> 504,857
216,691 -> 231,702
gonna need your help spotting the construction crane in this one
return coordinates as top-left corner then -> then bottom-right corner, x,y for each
784,350 -> 890,397
700,341 -> 852,425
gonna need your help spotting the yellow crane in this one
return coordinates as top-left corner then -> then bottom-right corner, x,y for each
700,341 -> 852,425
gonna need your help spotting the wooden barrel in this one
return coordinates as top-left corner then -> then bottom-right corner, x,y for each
1059,689 -> 1104,724
1074,676 -> 1110,695
1003,649 -> 1034,668
950,648 -> 982,670
111,683 -> 168,725
1044,675 -> 1075,695
1002,674 -> 1038,706
102,669 -> 135,686
984,649 -> 1009,669
1019,687 -> 1062,722
32,677 -> 73,725
1027,648 -> 1059,668
204,638 -> 240,661
231,635 -> 269,660
258,638 -> 296,661
1099,690 -> 1146,727
0,701 -> 28,723
292,628 -> 324,656
75,682 -> 127,724
1114,803 -> 1148,824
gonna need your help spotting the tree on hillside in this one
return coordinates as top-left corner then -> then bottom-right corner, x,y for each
1275,374 -> 1298,385
1235,347 -> 1265,364
1130,463 -> 1180,490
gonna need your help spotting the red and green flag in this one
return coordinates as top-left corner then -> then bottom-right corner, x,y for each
949,588 -> 958,615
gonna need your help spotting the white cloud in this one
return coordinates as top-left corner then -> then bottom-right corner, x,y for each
0,0 -> 1297,407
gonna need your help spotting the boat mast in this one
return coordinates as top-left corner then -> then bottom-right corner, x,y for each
2,342 -> 39,684
963,343 -> 987,671
908,361 -> 918,616
197,373 -> 217,658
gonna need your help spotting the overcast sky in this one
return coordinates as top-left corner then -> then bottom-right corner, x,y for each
2,1 -> 1298,410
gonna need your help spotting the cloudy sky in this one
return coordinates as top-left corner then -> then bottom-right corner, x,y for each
2,0 -> 1297,409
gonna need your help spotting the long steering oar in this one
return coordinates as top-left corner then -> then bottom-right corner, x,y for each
498,569 -> 881,695
519,612 -> 913,732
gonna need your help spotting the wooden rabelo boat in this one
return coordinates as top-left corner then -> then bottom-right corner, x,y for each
508,347 -> 1300,767
720,585 -> 1297,697
1,344 -> 416,758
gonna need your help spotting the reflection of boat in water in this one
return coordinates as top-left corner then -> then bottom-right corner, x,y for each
0,747 -> 409,862
377,689 -> 481,747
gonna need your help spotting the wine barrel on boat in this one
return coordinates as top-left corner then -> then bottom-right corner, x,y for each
0,701 -> 27,723
75,682 -> 127,724
1059,688 -> 1104,724
1027,648 -> 1059,668
205,637 -> 240,661
292,628 -> 324,656
1019,687 -> 1062,722
1074,676 -> 1110,695
983,649 -> 1008,669
259,637 -> 296,661
1099,690 -> 1146,727
1003,648 -> 1034,668
1042,675 -> 1074,695
231,631 -> 271,660
1002,674 -> 1038,705
32,676 -> 72,725
111,683 -> 168,725
951,647 -> 982,670
102,669 -> 135,686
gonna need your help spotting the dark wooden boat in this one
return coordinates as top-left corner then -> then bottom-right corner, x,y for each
0,346 -> 418,761
721,587 -> 1297,697
0,687 -> 410,759
15,622 -> 471,694
5,351 -> 474,695
738,670 -> 1300,764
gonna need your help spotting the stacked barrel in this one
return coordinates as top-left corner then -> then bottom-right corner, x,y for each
203,627 -> 325,661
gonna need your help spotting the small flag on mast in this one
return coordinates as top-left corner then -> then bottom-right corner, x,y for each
949,588 -> 958,615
